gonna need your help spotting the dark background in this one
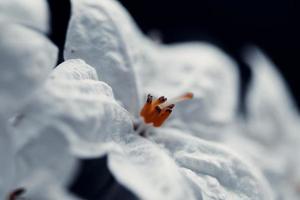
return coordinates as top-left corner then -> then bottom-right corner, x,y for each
119,0 -> 300,110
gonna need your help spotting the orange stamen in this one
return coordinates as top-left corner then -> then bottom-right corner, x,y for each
140,94 -> 153,117
152,104 -> 174,127
140,92 -> 193,127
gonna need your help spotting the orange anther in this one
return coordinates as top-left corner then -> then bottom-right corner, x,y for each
140,93 -> 193,127
152,107 -> 173,127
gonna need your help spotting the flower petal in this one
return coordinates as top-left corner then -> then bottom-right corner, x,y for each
107,134 -> 197,200
0,23 -> 57,118
243,47 -> 299,143
14,130 -> 78,189
151,128 -> 274,200
11,59 -> 133,158
0,0 -> 50,33
64,0 -> 141,114
19,170 -> 82,200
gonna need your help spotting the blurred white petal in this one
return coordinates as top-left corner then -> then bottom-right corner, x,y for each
107,134 -> 197,200
0,23 -> 57,118
11,59 -> 133,158
243,47 -> 300,199
0,12 -> 56,199
65,0 -> 141,115
20,171 -> 83,200
221,47 -> 300,199
0,0 -> 50,33
243,47 -> 299,143
151,128 -> 274,200
14,131 -> 78,189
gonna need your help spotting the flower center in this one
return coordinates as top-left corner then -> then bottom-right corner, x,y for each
140,92 -> 193,127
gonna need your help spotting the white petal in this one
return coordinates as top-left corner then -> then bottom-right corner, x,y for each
11,59 -> 133,158
108,134 -> 196,200
52,59 -> 99,81
0,0 -> 50,33
151,128 -> 274,200
14,130 -> 78,188
223,47 -> 300,199
0,23 -> 57,118
243,47 -> 299,143
19,171 -> 82,200
64,0 -> 141,114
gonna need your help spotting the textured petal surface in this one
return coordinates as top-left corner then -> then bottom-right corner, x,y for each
151,128 -> 274,200
107,134 -> 197,200
65,0 -> 141,115
0,0 -> 50,33
10,59 -> 201,200
11,59 -> 133,158
0,23 -> 57,118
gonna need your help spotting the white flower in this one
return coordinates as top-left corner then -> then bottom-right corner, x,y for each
64,0 -> 240,140
2,0 -> 299,199
63,0 -> 272,199
14,57 -> 272,199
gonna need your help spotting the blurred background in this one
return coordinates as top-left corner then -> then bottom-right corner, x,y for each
49,0 -> 300,110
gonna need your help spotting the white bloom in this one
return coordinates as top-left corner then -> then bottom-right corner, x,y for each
2,0 -> 298,199
62,0 -> 273,199
14,57 -> 272,199
65,0 -> 240,139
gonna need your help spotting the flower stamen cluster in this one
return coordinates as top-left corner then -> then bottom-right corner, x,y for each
140,92 -> 193,127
